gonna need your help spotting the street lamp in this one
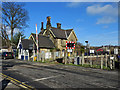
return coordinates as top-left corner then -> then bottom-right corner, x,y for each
85,41 -> 88,55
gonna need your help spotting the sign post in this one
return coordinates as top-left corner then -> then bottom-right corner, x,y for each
90,50 -> 94,67
66,41 -> 75,64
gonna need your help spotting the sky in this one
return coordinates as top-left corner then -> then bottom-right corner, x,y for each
3,2 -> 119,46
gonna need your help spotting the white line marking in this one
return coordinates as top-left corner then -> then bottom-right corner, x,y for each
34,75 -> 61,81
8,82 -> 12,85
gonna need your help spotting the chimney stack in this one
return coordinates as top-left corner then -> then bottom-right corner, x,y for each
46,16 -> 51,29
41,22 -> 44,30
57,23 -> 61,29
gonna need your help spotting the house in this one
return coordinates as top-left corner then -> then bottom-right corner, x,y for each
40,16 -> 78,57
17,37 -> 34,60
17,34 -> 55,60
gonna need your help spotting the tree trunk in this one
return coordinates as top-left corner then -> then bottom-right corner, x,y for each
11,28 -> 13,43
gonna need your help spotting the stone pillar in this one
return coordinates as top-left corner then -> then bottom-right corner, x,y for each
79,56 -> 81,64
105,53 -> 108,68
24,50 -> 25,60
27,50 -> 29,61
101,56 -> 103,69
82,52 -> 84,65
65,50 -> 67,64
33,49 -> 35,61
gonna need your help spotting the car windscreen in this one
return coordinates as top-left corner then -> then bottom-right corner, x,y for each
7,52 -> 13,55
2,52 -> 12,55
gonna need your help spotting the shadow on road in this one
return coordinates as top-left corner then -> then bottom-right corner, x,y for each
0,79 -> 10,90
2,59 -> 31,70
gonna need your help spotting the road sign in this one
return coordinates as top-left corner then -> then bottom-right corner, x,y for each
110,57 -> 114,60
66,41 -> 75,49
67,49 -> 72,52
114,48 -> 118,54
90,50 -> 94,54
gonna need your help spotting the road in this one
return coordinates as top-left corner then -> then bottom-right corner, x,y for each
1,58 -> 120,89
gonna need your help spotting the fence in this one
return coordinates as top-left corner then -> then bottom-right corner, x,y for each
29,51 -> 119,70
71,54 -> 118,69
30,51 -> 63,62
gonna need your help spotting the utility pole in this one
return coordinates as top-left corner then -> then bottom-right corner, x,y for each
85,41 -> 88,63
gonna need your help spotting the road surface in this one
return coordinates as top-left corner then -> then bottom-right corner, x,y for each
1,58 -> 119,89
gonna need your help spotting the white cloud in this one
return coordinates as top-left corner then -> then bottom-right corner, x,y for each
86,4 -> 118,25
67,2 -> 80,7
96,16 -> 116,24
87,4 -> 117,16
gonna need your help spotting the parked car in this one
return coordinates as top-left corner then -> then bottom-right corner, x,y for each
2,52 -> 14,59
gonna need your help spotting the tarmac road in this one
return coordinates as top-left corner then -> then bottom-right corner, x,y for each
1,58 -> 120,89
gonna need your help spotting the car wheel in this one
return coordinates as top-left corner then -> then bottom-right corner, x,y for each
4,57 -> 6,60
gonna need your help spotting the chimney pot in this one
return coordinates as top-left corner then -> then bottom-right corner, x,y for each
46,16 -> 51,28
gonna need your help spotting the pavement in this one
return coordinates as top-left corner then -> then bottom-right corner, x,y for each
1,58 -> 120,89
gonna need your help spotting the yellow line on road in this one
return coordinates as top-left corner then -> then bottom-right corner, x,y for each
0,73 -> 35,90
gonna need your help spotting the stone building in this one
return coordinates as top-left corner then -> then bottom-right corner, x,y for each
40,16 -> 78,57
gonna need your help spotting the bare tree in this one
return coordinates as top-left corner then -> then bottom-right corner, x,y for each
1,24 -> 11,47
2,2 -> 29,43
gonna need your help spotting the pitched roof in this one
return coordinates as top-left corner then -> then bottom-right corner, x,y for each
39,29 -> 46,34
66,29 -> 73,37
50,27 -> 73,39
31,33 -> 55,49
21,39 -> 34,49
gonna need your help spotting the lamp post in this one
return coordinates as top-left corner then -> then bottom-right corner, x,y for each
85,41 -> 89,63
85,41 -> 89,55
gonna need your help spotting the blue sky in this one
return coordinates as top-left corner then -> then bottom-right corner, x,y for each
17,2 -> 118,46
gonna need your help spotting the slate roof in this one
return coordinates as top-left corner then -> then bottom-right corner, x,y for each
50,27 -> 73,39
31,33 -> 55,49
21,39 -> 34,50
